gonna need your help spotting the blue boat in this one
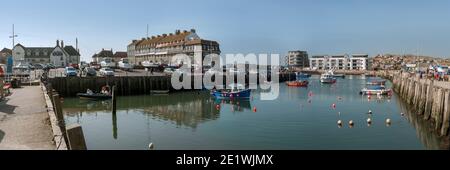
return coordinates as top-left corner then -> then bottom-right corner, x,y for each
296,72 -> 311,79
211,84 -> 251,99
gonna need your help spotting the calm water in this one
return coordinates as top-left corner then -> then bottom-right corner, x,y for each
63,75 -> 448,150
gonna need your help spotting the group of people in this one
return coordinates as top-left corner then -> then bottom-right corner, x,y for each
86,85 -> 111,95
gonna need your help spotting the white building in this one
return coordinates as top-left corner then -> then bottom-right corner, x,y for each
12,40 -> 80,67
310,54 -> 369,70
127,29 -> 220,65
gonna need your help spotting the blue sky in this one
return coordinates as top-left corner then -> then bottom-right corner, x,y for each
1,0 -> 450,62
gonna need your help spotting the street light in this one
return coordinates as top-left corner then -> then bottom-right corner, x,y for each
9,24 -> 18,49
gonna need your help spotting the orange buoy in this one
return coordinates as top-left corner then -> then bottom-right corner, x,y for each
253,107 -> 257,112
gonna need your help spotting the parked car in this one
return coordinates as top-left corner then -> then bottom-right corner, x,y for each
70,63 -> 79,69
164,68 -> 176,74
100,67 -> 114,76
65,67 -> 78,77
32,63 -> 45,70
44,63 -> 56,69
84,67 -> 97,77
91,64 -> 101,70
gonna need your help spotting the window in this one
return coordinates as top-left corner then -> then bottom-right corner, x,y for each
60,56 -> 63,61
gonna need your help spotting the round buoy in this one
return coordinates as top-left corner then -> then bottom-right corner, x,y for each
337,120 -> 342,125
253,107 -> 257,112
332,103 -> 336,109
148,143 -> 154,150
368,110 -> 372,114
367,118 -> 372,124
386,118 -> 391,124
368,95 -> 371,100
349,120 -> 354,126
401,112 -> 405,116
216,104 -> 221,110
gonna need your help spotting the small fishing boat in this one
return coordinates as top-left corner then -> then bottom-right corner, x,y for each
296,72 -> 311,79
286,80 -> 309,87
320,70 -> 337,84
77,93 -> 112,100
212,83 -> 251,99
360,85 -> 392,95
366,80 -> 386,85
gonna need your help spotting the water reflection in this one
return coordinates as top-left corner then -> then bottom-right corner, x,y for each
396,95 -> 450,150
64,91 -> 254,130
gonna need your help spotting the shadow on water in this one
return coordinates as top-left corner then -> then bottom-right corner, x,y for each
395,93 -> 450,150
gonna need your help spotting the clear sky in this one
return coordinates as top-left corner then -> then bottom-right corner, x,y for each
1,0 -> 450,62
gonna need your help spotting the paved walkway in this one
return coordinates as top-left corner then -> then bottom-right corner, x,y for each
0,86 -> 55,150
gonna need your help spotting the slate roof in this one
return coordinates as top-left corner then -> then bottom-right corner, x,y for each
64,46 -> 80,56
113,52 -> 127,58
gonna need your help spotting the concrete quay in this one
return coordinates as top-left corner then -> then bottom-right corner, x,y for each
0,86 -> 55,150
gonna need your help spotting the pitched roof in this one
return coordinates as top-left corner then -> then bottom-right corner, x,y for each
95,49 -> 114,58
130,29 -> 221,51
0,48 -> 12,54
113,52 -> 127,58
64,46 -> 80,56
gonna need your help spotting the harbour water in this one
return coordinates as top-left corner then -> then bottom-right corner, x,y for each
63,75 -> 448,150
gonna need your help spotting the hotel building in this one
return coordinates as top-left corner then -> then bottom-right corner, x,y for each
127,29 -> 220,65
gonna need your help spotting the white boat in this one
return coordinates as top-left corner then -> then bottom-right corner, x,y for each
360,86 -> 392,95
320,70 -> 337,84
118,58 -> 133,71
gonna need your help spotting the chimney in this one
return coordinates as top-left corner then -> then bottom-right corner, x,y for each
190,29 -> 196,33
183,30 -> 187,33
157,35 -> 161,37
56,40 -> 60,47
175,29 -> 181,34
61,40 -> 64,48
132,40 -> 137,43
162,34 -> 167,37
151,36 -> 156,39
169,33 -> 173,36
76,38 -> 79,52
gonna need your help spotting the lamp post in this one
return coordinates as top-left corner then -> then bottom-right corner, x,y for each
9,24 -> 18,49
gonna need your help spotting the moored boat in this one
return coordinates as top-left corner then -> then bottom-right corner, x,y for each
320,70 -> 337,84
286,80 -> 309,87
211,84 -> 251,99
366,80 -> 386,85
77,93 -> 112,100
360,85 -> 392,95
296,72 -> 311,79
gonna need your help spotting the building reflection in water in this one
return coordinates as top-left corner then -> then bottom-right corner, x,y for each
63,91 -> 253,139
395,94 -> 450,150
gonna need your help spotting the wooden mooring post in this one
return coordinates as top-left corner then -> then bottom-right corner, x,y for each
388,70 -> 450,137
52,94 -> 70,149
66,124 -> 87,150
